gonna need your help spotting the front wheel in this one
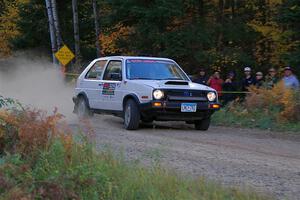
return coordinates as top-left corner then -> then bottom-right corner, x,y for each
124,99 -> 140,130
194,117 -> 211,131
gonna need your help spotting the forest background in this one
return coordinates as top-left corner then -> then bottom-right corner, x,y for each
0,0 -> 299,78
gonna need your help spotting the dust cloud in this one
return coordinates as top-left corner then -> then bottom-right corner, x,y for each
0,55 -> 77,121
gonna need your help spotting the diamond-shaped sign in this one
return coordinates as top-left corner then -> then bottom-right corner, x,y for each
55,45 -> 75,66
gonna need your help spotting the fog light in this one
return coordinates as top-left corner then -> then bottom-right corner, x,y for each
209,104 -> 220,109
153,102 -> 162,107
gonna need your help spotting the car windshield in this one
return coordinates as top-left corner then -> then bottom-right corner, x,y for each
126,59 -> 189,80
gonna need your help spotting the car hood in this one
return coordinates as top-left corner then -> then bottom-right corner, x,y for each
129,80 -> 215,91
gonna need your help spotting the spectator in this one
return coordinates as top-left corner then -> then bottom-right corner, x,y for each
207,71 -> 224,96
241,67 -> 256,91
282,67 -> 299,89
265,67 -> 279,89
223,71 -> 238,104
255,71 -> 264,88
193,68 -> 209,85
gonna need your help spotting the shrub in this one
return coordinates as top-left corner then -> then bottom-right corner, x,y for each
0,98 -> 71,159
246,82 -> 300,123
213,82 -> 300,131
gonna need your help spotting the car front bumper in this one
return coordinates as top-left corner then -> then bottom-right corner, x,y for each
139,100 -> 220,121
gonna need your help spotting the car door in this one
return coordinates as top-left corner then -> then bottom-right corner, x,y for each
82,59 -> 107,109
100,60 -> 123,111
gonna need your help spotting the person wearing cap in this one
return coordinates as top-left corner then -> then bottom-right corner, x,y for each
207,70 -> 224,96
193,68 -> 209,85
223,71 -> 238,104
241,67 -> 256,91
265,68 -> 279,89
282,67 -> 299,89
255,71 -> 264,88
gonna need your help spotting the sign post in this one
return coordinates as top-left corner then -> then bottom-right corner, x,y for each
55,45 -> 75,74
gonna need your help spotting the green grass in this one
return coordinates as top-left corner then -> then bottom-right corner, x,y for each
0,136 -> 272,200
212,106 -> 300,133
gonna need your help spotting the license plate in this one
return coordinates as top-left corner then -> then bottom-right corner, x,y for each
181,103 -> 197,112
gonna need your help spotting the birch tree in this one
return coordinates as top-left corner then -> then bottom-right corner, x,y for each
92,0 -> 101,57
51,0 -> 62,49
45,0 -> 56,64
72,0 -> 81,67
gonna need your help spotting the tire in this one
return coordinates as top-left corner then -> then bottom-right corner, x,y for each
194,117 -> 211,131
124,99 -> 140,130
77,97 -> 92,119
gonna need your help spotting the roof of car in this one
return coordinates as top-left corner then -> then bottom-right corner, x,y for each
97,56 -> 174,62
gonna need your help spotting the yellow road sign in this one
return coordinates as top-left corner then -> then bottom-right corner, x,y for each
55,45 -> 75,66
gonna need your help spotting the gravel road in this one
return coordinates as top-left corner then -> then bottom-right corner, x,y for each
73,115 -> 300,200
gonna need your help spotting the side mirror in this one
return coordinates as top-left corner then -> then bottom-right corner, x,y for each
110,73 -> 121,81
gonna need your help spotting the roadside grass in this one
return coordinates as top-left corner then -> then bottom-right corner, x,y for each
0,96 -> 272,200
0,137 -> 271,200
212,105 -> 300,132
213,83 -> 300,133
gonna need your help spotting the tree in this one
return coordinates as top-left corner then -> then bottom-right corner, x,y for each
45,0 -> 57,64
72,0 -> 81,68
0,1 -> 20,57
278,0 -> 300,76
92,0 -> 101,57
51,0 -> 62,49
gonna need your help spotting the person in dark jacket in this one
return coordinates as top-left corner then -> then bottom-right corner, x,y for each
265,68 -> 279,89
223,71 -> 238,104
255,71 -> 264,88
241,67 -> 256,91
193,68 -> 209,85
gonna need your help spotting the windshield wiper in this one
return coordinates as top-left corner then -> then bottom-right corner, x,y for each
129,78 -> 156,80
161,77 -> 185,80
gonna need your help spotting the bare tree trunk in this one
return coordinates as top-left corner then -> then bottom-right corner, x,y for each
231,0 -> 235,18
45,0 -> 57,64
92,0 -> 101,57
72,0 -> 81,68
198,0 -> 204,17
217,0 -> 224,51
51,0 -> 62,49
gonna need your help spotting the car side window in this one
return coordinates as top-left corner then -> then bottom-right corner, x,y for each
85,60 -> 107,79
103,60 -> 122,81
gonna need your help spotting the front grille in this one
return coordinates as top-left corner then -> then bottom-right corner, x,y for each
164,89 -> 208,102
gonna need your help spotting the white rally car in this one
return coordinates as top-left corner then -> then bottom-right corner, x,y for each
73,56 -> 220,130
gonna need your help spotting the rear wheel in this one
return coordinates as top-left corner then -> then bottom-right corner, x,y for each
194,117 -> 211,131
77,97 -> 92,118
124,99 -> 140,130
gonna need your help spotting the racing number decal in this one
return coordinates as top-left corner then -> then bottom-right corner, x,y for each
102,83 -> 116,95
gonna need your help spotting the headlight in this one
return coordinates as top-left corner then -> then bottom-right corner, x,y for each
153,90 -> 164,100
207,92 -> 216,101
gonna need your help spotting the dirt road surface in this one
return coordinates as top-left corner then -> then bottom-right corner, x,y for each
72,115 -> 300,200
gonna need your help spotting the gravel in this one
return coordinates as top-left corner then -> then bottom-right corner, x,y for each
72,115 -> 300,200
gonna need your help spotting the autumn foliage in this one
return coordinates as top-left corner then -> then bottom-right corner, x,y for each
214,82 -> 300,131
0,107 -> 72,157
245,82 -> 300,122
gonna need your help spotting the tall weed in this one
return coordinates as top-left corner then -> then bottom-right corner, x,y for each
213,82 -> 300,131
